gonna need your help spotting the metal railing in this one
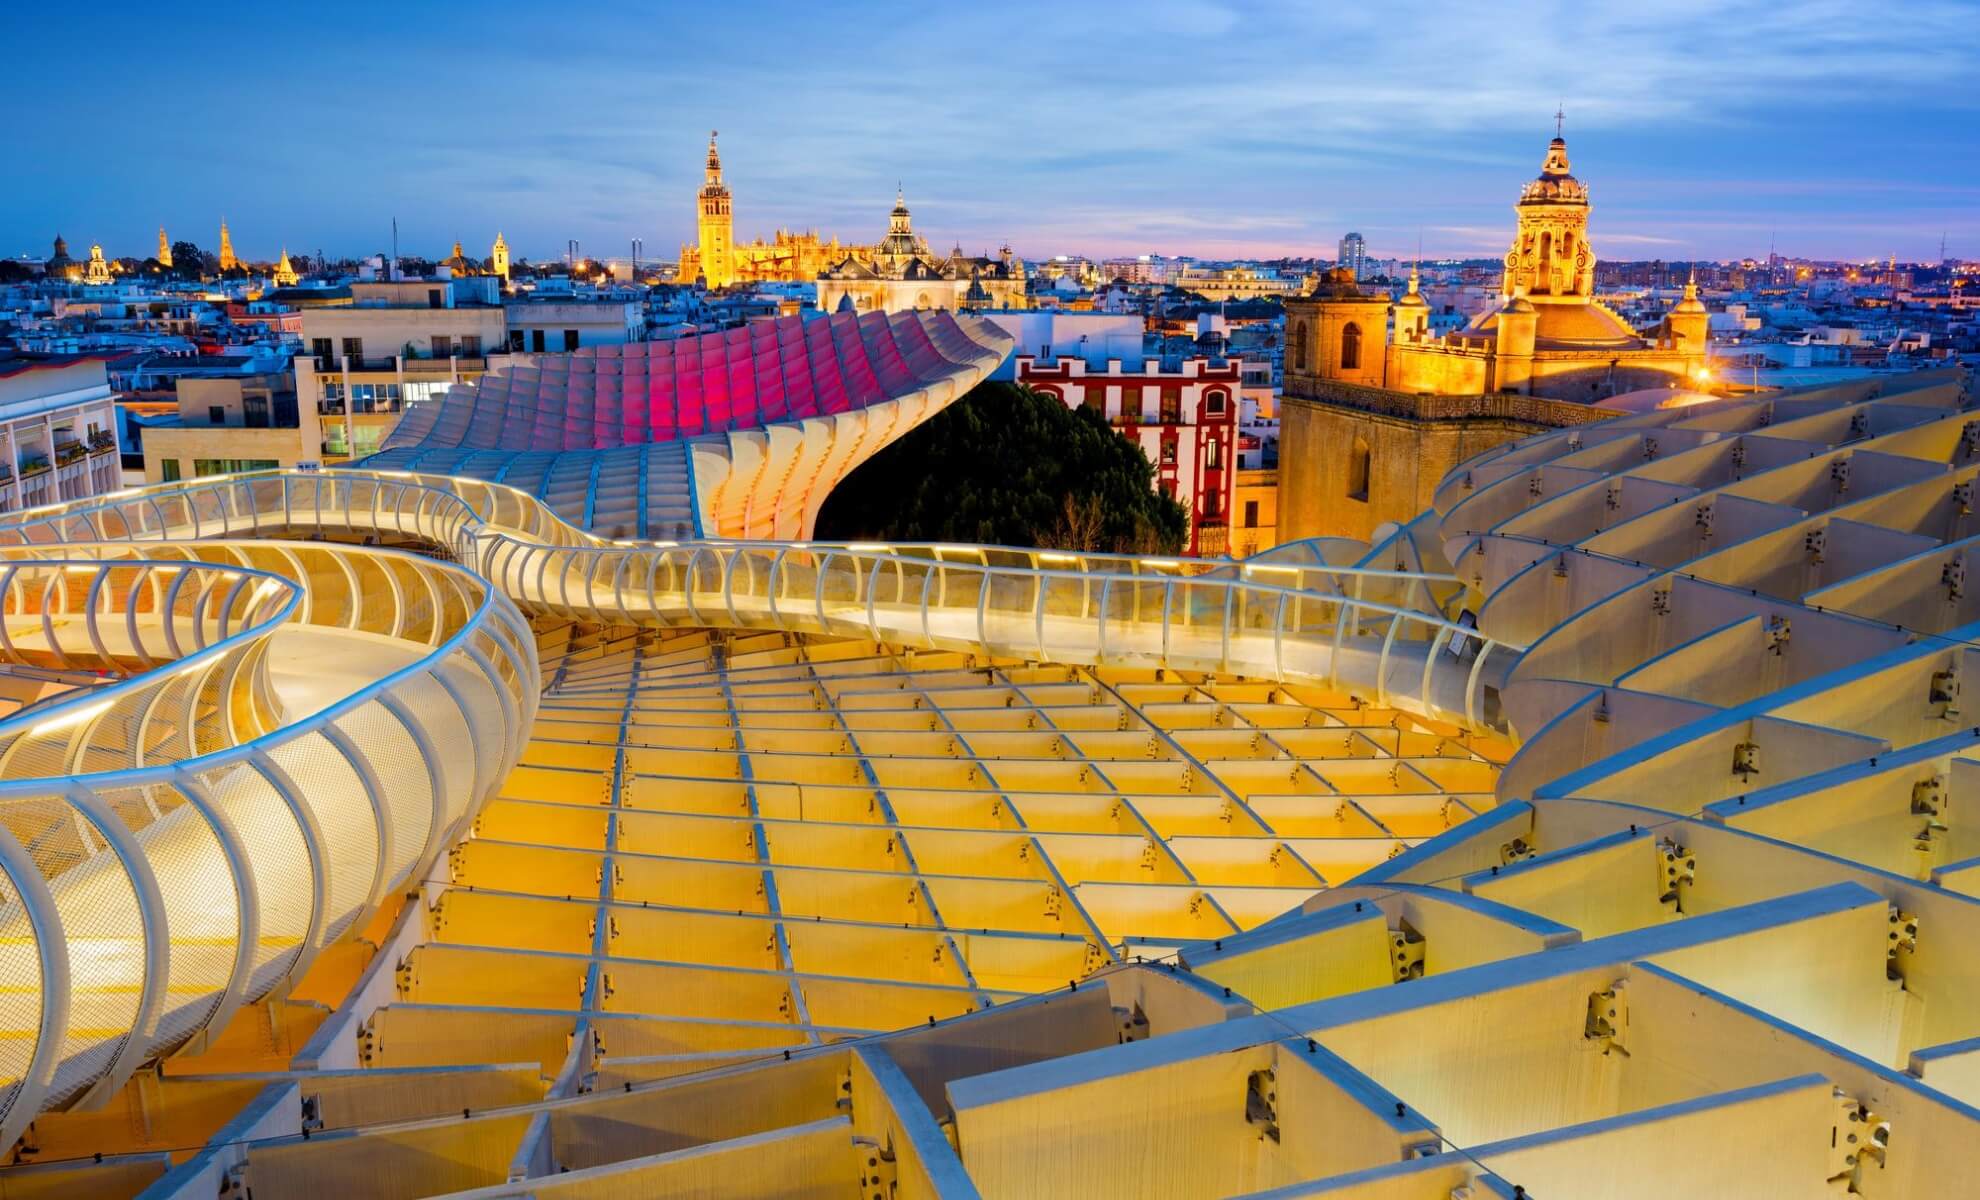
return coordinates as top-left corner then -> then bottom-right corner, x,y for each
0,492 -> 537,1148
0,465 -> 1521,1148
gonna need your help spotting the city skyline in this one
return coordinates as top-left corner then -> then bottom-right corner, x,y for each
5,1 -> 1979,264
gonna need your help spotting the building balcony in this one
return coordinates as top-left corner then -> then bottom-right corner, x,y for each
316,355 -> 493,375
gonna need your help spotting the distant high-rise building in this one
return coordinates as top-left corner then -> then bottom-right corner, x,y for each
1337,231 -> 1367,279
491,231 -> 510,281
157,227 -> 172,268
218,220 -> 239,272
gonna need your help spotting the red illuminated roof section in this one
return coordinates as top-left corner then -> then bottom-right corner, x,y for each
367,309 -> 1012,536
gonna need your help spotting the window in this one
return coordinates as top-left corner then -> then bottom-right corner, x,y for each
207,405 -> 226,425
427,288 -> 442,309
310,337 -> 333,365
1206,439 -> 1222,469
1341,322 -> 1362,371
563,329 -> 580,351
509,330 -> 526,352
459,335 -> 481,357
1347,435 -> 1371,501
341,336 -> 363,362
1160,386 -> 1181,424
1292,321 -> 1308,370
193,458 -> 279,478
1204,390 -> 1227,417
1203,492 -> 1221,519
531,330 -> 546,352
160,459 -> 181,483
1160,440 -> 1177,466
431,335 -> 453,357
1244,500 -> 1259,528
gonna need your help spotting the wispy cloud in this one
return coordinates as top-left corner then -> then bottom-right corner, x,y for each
2,0 -> 1975,261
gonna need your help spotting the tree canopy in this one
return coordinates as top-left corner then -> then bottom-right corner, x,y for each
815,382 -> 1187,554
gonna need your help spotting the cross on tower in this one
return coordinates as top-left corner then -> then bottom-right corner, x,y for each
1554,106 -> 1565,138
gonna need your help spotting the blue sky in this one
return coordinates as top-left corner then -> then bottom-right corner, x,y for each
5,1 -> 1977,264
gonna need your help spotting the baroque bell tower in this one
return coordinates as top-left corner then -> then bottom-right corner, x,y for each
1501,111 -> 1594,303
697,131 -> 735,289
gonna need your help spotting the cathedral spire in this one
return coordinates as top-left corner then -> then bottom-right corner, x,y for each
705,131 -> 724,186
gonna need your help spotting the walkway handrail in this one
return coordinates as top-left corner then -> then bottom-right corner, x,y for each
0,493 -> 538,1150
0,464 -> 1516,1150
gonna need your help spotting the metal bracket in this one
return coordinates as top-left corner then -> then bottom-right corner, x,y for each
1584,980 -> 1629,1054
1657,839 -> 1696,910
1827,1089 -> 1889,1186
1732,740 -> 1760,780
853,1134 -> 898,1195
1245,1068 -> 1280,1142
1499,836 -> 1535,865
1764,616 -> 1791,656
1389,920 -> 1426,982
1931,669 -> 1961,719
1118,1003 -> 1150,1044
1888,908 -> 1919,983
1944,557 -> 1966,601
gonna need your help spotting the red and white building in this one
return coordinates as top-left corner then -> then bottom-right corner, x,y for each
1015,354 -> 1240,556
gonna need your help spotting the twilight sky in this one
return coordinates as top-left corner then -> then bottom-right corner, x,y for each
5,1 -> 1977,266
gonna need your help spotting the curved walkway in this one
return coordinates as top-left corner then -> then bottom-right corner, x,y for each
0,464 -> 1505,1149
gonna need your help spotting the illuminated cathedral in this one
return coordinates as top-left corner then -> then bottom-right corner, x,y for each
1280,124 -> 1715,544
676,132 -> 853,288
815,188 -> 1029,315
1287,126 -> 1710,403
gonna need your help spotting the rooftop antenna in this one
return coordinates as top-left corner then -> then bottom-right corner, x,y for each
391,217 -> 398,280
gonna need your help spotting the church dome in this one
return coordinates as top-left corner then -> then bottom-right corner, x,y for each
1309,265 -> 1372,299
1671,271 -> 1708,314
1394,266 -> 1427,308
1519,136 -> 1588,205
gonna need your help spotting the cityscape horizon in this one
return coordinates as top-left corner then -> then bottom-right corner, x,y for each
2,4 -> 1979,1197
6,1 -> 1977,264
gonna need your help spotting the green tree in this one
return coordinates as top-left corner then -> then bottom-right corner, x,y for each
169,240 -> 212,280
816,382 -> 1188,554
